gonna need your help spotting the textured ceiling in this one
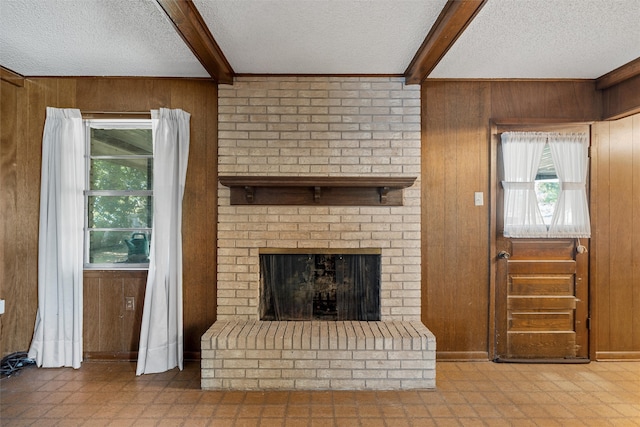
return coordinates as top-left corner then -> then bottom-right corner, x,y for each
0,0 -> 638,80
430,0 -> 640,79
0,0 -> 208,77
192,0 -> 446,74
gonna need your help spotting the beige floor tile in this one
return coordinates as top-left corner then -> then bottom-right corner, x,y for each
1,360 -> 639,427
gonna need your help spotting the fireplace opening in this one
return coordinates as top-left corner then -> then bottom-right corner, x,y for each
259,252 -> 381,321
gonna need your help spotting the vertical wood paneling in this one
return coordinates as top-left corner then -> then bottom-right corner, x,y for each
633,115 -> 640,352
442,82 -> 461,350
608,118 -> 634,350
0,78 -> 78,355
491,82 -> 543,118
422,82 -> 446,247
422,81 -> 491,357
591,122 -> 611,351
12,79 -> 51,355
601,74 -> 640,119
83,275 -> 101,352
491,81 -> 600,120
592,115 -> 640,358
173,81 -> 199,351
422,81 -> 446,350
122,274 -> 146,352
82,271 -> 146,357
171,80 -> 218,354
0,80 -> 19,356
99,276 -> 123,352
76,79 -> 171,112
1,77 -> 218,358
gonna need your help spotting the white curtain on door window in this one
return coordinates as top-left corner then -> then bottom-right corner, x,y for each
548,133 -> 591,237
501,132 -> 548,237
28,107 -> 84,369
136,108 -> 190,375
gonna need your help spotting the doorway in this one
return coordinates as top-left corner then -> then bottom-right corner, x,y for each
491,122 -> 591,362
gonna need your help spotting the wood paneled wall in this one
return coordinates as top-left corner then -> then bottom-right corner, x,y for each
591,115 -> 640,359
84,271 -> 147,359
0,78 -> 218,358
3,75 -> 639,362
421,81 -> 491,360
601,74 -> 640,120
421,80 -> 602,359
1,77 -> 49,357
0,79 -> 19,357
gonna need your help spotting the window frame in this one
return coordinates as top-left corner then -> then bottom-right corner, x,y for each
83,119 -> 153,270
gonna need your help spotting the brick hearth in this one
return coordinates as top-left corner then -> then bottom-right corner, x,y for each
202,320 -> 435,390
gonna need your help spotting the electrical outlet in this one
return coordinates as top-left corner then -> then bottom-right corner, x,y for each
125,297 -> 135,311
474,192 -> 484,206
0,299 -> 5,315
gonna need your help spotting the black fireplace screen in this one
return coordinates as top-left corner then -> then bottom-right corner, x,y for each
259,253 -> 381,321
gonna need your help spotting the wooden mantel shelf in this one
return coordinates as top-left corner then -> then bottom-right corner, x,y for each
219,176 -> 417,206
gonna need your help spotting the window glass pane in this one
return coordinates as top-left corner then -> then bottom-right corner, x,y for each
535,179 -> 560,225
88,196 -> 152,228
89,230 -> 150,264
534,144 -> 559,226
90,128 -> 152,156
90,158 -> 152,190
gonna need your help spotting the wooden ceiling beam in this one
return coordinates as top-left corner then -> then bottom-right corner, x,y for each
1,66 -> 25,87
404,0 -> 487,84
155,0 -> 234,84
596,57 -> 640,90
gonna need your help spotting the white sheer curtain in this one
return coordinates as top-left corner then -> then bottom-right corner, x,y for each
548,133 -> 591,237
501,132 -> 548,237
28,107 -> 84,369
136,108 -> 190,375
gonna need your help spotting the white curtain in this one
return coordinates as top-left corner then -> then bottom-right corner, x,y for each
136,108 -> 190,375
28,107 -> 84,369
501,132 -> 548,237
548,133 -> 591,237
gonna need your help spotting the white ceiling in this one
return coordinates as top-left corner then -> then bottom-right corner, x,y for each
192,0 -> 446,74
430,0 -> 640,79
0,0 -> 208,77
0,0 -> 639,80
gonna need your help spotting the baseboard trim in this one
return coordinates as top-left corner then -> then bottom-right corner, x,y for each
84,352 -> 138,361
436,351 -> 489,361
494,357 -> 589,364
184,351 -> 200,361
83,351 -> 201,362
595,351 -> 640,361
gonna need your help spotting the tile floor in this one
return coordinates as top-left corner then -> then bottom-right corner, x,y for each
1,360 -> 639,426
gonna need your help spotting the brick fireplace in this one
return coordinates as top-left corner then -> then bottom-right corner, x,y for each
201,76 -> 435,390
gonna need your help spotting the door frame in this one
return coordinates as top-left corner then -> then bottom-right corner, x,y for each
488,119 -> 594,360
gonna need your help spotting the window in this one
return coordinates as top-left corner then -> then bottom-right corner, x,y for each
501,131 -> 590,238
84,120 -> 153,268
